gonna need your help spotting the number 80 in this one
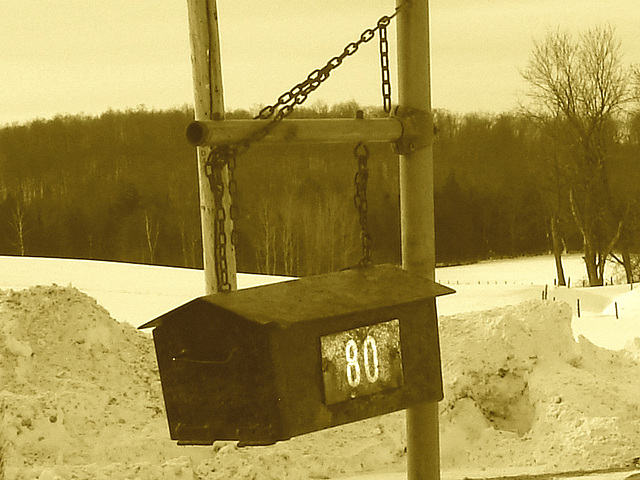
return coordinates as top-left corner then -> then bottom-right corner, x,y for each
345,336 -> 379,388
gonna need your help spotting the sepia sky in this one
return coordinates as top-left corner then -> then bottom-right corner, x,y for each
1,0 -> 640,126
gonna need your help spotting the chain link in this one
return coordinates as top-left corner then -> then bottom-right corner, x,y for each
205,145 -> 236,292
378,16 -> 393,113
353,142 -> 372,266
255,27 -> 375,122
246,7 -> 402,153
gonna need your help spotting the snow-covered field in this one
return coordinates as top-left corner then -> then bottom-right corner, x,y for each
0,256 -> 293,330
1,254 -> 640,480
3,253 -> 639,351
437,253 -> 640,351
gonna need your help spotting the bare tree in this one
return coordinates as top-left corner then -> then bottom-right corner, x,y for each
533,118 -> 574,287
10,202 -> 28,256
254,198 -> 278,275
179,219 -> 198,268
522,25 -> 635,286
144,210 -> 160,264
279,196 -> 299,276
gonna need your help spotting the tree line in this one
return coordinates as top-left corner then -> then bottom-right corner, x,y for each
1,26 -> 640,283
0,103 -> 403,275
1,101 -> 640,279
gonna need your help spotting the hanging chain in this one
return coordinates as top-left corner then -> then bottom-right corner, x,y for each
353,142 -> 372,266
204,6 -> 404,289
244,6 -> 403,153
205,145 -> 236,292
378,16 -> 393,113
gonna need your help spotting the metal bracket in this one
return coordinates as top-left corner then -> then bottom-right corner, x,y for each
391,106 -> 434,155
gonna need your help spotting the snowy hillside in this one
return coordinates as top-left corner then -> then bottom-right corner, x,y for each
1,254 -> 640,480
0,256 -> 293,329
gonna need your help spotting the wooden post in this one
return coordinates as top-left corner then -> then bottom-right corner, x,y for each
396,1 -> 440,480
187,0 -> 237,294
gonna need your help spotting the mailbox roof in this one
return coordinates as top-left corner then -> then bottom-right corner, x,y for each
140,264 -> 454,329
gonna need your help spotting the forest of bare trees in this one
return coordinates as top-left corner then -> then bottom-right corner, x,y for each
0,104 -> 404,275
2,31 -> 640,281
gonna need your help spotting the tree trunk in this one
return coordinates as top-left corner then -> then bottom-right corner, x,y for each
622,250 -> 634,284
144,211 -> 159,264
583,242 -> 603,286
11,203 -> 27,256
590,220 -> 622,287
550,215 -> 566,286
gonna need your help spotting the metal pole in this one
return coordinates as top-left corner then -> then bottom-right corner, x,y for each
186,0 -> 237,294
396,1 -> 440,480
186,118 -> 404,146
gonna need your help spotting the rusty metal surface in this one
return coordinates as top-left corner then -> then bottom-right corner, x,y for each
142,264 -> 452,445
141,264 -> 454,330
152,311 -> 283,445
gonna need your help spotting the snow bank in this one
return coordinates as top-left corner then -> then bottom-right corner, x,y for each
1,286 -> 639,479
440,300 -> 640,474
0,285 -> 201,479
0,285 -> 406,479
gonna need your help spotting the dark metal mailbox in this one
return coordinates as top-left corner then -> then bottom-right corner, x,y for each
139,264 -> 454,446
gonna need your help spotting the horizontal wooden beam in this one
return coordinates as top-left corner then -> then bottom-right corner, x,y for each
186,117 -> 404,146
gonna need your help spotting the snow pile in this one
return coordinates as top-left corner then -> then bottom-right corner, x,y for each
1,285 -> 639,479
439,300 -> 640,474
602,289 -> 640,350
0,285 -> 406,480
0,285 -> 206,479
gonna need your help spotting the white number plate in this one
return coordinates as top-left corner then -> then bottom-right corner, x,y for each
320,319 -> 404,405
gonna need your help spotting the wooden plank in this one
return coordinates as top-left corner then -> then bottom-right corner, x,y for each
186,117 -> 404,146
